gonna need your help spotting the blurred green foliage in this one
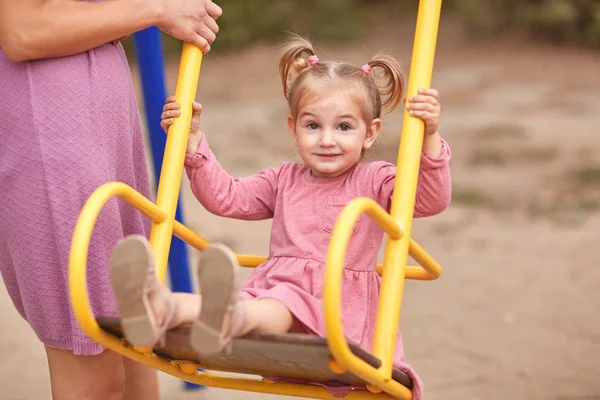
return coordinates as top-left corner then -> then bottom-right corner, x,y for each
122,0 -> 599,61
447,0 -> 600,45
213,0 -> 365,48
122,0 -> 369,61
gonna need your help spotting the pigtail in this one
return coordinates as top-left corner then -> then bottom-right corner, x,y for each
278,33 -> 317,100
364,53 -> 405,114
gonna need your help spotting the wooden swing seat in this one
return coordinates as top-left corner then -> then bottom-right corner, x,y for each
97,317 -> 413,389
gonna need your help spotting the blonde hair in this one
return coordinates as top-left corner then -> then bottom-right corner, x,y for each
278,33 -> 406,121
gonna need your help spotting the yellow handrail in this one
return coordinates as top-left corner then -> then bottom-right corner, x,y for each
149,41 -> 204,284
324,0 -> 442,396
372,0 -> 442,378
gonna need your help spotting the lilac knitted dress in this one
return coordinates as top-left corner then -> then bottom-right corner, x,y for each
0,36 -> 152,353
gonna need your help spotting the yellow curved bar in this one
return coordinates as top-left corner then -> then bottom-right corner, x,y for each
408,239 -> 441,279
69,182 -> 167,342
174,219 -> 441,280
149,42 -> 205,284
371,0 -> 442,378
68,183 -> 401,399
324,198 -> 412,399
172,220 -> 267,267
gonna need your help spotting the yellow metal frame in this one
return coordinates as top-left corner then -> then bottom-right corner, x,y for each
68,1 -> 442,399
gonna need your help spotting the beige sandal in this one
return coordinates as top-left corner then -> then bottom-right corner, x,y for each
110,235 -> 176,348
190,244 -> 246,356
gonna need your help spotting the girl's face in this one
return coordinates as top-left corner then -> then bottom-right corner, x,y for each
288,87 -> 381,178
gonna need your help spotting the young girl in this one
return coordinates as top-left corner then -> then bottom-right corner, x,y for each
109,34 -> 451,399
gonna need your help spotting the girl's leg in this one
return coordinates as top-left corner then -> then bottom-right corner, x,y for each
110,238 -> 300,354
45,347 -> 126,400
169,292 -> 202,326
174,295 -> 297,337
110,235 -> 202,347
191,244 -> 299,355
241,298 -> 296,336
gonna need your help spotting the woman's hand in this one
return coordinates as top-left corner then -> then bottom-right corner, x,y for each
0,0 -> 222,62
156,0 -> 222,53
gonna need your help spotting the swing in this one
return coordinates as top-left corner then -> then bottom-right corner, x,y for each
69,1 -> 443,399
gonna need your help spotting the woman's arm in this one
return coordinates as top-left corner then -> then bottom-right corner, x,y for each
0,0 -> 221,62
0,0 -> 159,61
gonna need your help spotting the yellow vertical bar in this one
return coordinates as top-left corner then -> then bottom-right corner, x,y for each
371,0 -> 442,377
149,42 -> 204,283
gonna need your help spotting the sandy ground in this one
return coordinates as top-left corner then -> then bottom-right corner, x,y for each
2,16 -> 600,400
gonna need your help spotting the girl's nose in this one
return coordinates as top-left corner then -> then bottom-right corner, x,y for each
319,130 -> 336,147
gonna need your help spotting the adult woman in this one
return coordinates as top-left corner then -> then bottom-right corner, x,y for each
0,1 -> 222,398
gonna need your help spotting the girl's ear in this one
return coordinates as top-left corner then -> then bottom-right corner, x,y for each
288,115 -> 299,147
363,118 -> 382,150
288,115 -> 298,147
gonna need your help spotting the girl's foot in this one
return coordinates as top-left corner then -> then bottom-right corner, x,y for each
109,235 -> 176,347
190,244 -> 246,356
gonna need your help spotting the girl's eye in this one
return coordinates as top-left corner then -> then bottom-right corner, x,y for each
338,123 -> 351,131
307,122 -> 319,130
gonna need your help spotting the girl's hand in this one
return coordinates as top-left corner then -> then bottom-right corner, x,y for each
406,88 -> 441,136
160,96 -> 204,155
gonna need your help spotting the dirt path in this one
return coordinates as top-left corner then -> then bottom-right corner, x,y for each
2,16 -> 599,400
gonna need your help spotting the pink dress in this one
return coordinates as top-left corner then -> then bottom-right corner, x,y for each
0,35 -> 152,353
185,137 -> 451,399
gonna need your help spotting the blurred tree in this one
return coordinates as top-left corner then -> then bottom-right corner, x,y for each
121,0 -> 599,63
446,0 -> 600,45
122,0 -> 367,61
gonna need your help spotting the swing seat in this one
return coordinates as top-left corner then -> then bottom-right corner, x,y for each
97,317 -> 413,389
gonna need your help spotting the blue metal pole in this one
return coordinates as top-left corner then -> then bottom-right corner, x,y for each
132,27 -> 205,392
